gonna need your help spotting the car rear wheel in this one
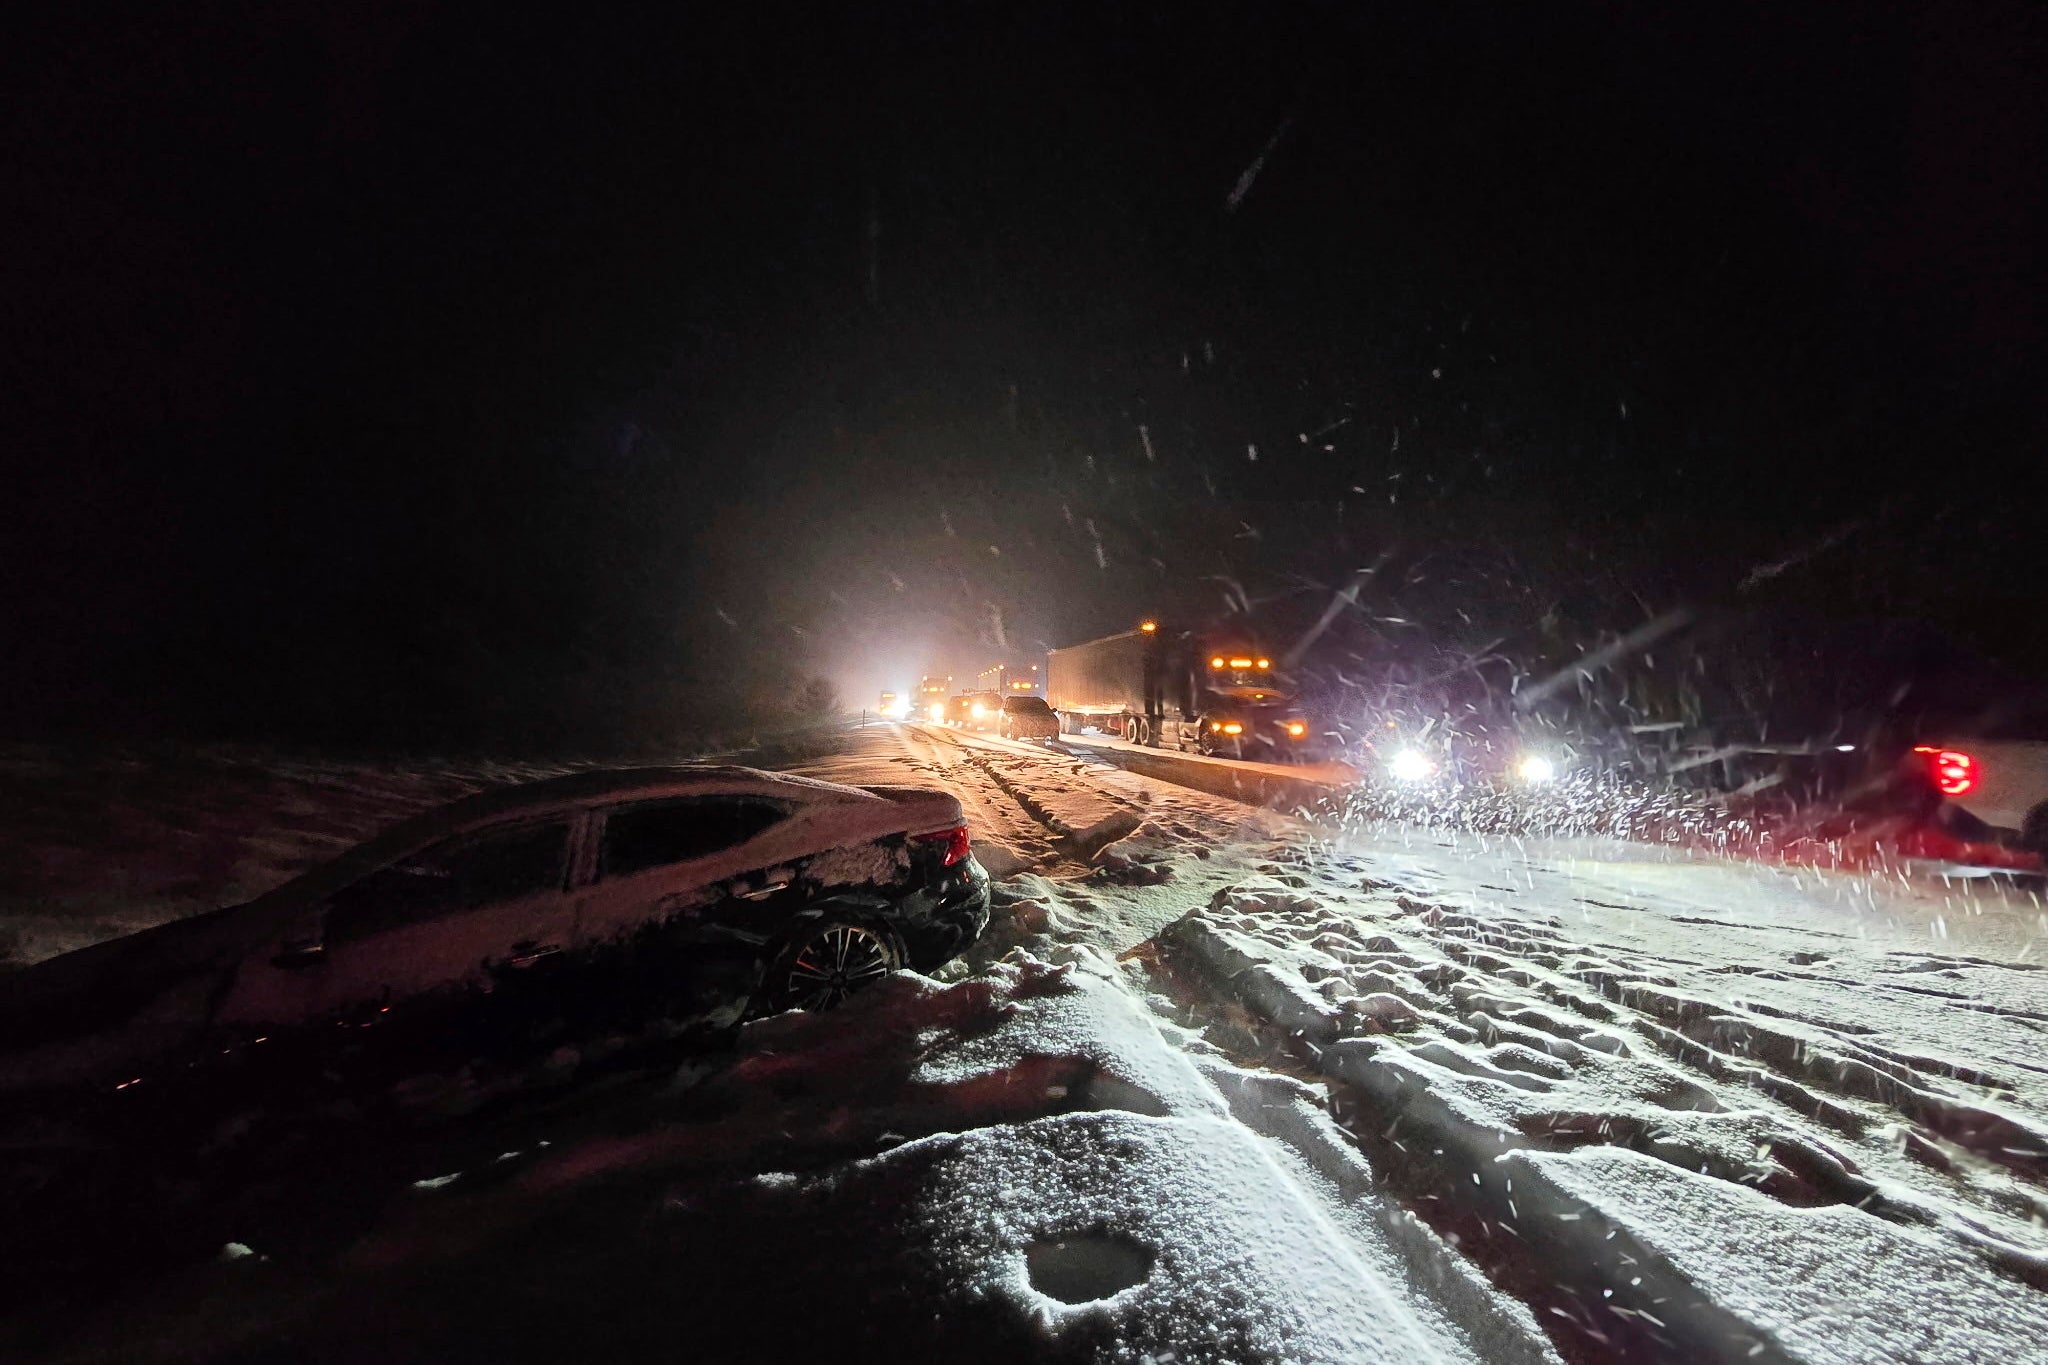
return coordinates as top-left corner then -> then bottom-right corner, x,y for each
761,917 -> 904,1013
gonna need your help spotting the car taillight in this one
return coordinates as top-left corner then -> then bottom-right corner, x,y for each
1913,745 -> 1979,797
915,824 -> 971,866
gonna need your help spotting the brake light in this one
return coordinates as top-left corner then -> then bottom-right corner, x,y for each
1913,745 -> 1978,797
915,824 -> 971,866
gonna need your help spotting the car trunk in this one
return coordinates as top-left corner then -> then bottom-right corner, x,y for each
855,785 -> 968,836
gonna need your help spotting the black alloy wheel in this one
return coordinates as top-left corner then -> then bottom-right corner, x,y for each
768,921 -> 902,1012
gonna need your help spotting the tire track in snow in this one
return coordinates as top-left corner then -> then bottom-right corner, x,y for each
1151,866 -> 2048,1364
883,725 -> 1067,876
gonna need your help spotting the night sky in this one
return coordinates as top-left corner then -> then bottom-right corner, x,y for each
5,1 -> 2042,751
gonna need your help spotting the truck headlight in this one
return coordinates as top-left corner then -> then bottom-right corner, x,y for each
1516,755 -> 1557,783
1286,721 -> 1307,738
1389,749 -> 1435,781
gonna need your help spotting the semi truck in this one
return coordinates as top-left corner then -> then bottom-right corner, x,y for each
915,674 -> 952,722
976,663 -> 1042,696
1046,622 -> 1317,759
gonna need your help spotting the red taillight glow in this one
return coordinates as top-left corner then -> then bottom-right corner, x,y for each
1913,745 -> 1979,797
915,824 -> 971,866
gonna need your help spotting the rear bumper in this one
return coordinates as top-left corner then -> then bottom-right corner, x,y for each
897,854 -> 991,970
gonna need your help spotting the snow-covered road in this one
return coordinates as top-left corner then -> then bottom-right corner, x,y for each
804,723 -> 2048,1363
5,725 -> 2044,1364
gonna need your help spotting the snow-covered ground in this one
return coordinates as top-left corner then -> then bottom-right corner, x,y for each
3,724 -> 2044,1363
0,744 -> 588,968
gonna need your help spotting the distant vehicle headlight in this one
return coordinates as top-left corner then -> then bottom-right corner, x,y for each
1286,721 -> 1307,738
1389,749 -> 1435,781
970,703 -> 988,719
1516,755 -> 1557,783
927,703 -> 946,721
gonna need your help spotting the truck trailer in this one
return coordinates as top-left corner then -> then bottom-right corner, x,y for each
1046,623 -> 1317,759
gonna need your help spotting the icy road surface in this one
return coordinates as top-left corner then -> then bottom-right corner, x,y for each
819,724 -> 2048,1363
3,725 -> 2044,1364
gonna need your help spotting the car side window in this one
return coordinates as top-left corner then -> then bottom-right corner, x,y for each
328,821 -> 572,941
600,797 -> 789,878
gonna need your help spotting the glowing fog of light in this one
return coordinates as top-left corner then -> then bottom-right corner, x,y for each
1517,755 -> 1557,783
1389,749 -> 1435,781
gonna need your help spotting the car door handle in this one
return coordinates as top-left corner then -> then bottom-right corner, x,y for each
735,880 -> 790,902
504,941 -> 562,968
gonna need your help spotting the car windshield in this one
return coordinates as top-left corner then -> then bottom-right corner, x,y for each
1003,696 -> 1052,714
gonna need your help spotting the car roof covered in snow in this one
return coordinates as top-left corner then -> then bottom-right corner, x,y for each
261,765 -> 882,903
421,764 -> 876,818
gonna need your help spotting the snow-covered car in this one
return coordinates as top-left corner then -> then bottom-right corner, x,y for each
997,694 -> 1060,742
0,766 -> 991,1108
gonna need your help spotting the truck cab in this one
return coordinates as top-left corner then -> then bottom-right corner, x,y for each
1046,626 -> 1318,760
915,675 -> 952,723
1185,649 -> 1313,758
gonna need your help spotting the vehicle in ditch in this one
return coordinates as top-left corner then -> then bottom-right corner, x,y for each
0,766 -> 991,1121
